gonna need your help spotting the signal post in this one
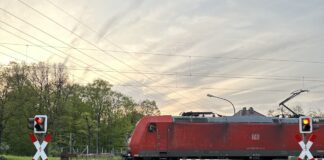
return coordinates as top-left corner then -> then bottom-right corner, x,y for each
28,115 -> 51,160
296,116 -> 315,160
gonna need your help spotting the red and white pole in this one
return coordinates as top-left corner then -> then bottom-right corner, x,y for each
295,134 -> 316,160
29,133 -> 52,160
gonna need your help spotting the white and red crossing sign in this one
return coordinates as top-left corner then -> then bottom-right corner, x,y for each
29,133 -> 52,160
295,134 -> 316,160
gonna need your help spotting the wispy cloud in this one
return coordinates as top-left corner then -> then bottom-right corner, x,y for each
1,0 -> 324,115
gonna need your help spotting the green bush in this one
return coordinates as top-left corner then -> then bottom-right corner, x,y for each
0,155 -> 7,160
0,143 -> 9,154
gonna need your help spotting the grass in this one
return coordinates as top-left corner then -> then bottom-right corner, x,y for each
72,156 -> 122,160
1,155 -> 60,160
1,155 -> 122,160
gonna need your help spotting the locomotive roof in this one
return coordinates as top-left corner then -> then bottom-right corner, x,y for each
174,107 -> 303,123
173,115 -> 299,123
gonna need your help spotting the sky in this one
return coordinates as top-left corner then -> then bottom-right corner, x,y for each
0,0 -> 324,115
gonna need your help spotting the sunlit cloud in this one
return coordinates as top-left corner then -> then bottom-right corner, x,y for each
0,0 -> 324,115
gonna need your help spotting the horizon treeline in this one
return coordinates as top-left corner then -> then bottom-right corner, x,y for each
0,61 -> 160,156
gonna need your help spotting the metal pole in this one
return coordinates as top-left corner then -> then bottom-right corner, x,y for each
207,94 -> 236,115
69,133 -> 72,153
303,133 -> 306,148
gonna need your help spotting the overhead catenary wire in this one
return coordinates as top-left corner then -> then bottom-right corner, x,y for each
3,42 -> 324,88
0,42 -> 324,82
1,41 -> 324,65
0,50 -> 186,107
0,6 -> 196,108
11,0 -> 207,108
0,21 -> 156,104
0,45 -> 89,82
0,48 -> 92,84
0,49 -> 179,106
3,49 -> 324,109
2,60 -> 324,83
1,42 -> 322,82
6,0 -> 324,85
0,51 -> 158,100
2,59 -> 324,94
1,1 -> 324,112
44,0 -> 324,87
0,21 -> 122,85
75,83 -> 324,94
0,31 -> 170,105
16,0 -> 324,109
43,0 -> 324,66
0,51 -> 19,61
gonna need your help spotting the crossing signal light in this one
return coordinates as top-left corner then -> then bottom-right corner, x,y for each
33,115 -> 47,134
299,116 -> 312,133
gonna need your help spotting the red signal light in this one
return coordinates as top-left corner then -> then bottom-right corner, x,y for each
35,117 -> 43,124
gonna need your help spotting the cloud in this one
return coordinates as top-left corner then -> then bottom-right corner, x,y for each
1,0 -> 324,115
96,0 -> 144,42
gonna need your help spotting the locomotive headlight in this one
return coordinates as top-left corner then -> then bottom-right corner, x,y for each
127,136 -> 132,151
127,136 -> 132,149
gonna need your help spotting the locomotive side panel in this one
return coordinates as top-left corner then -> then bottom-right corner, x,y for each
128,115 -> 324,159
167,121 -> 324,158
224,123 -> 290,151
128,116 -> 173,157
169,122 -> 289,151
169,123 -> 228,150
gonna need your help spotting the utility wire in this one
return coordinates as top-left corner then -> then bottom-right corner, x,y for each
12,0 -> 205,108
3,51 -> 324,96
3,0 -> 324,110
0,51 -> 19,61
0,27 -> 164,105
0,22 -> 149,103
2,60 -> 324,94
0,48 -> 91,84
2,42 -> 324,81
0,51 -> 202,107
2,39 -> 324,65
0,21 -> 120,85
85,83 -> 324,94
29,0 -> 320,109
0,49 -> 183,106
0,7 -> 193,108
6,64 -> 324,83
22,0 -> 233,109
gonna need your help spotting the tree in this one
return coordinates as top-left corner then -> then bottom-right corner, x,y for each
0,62 -> 159,155
0,65 -> 10,145
0,62 -> 37,154
309,108 -> 324,118
267,109 -> 275,117
81,112 -> 96,151
292,105 -> 304,115
139,99 -> 160,116
82,79 -> 112,154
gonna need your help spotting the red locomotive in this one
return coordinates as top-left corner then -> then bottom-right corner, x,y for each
125,90 -> 324,159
